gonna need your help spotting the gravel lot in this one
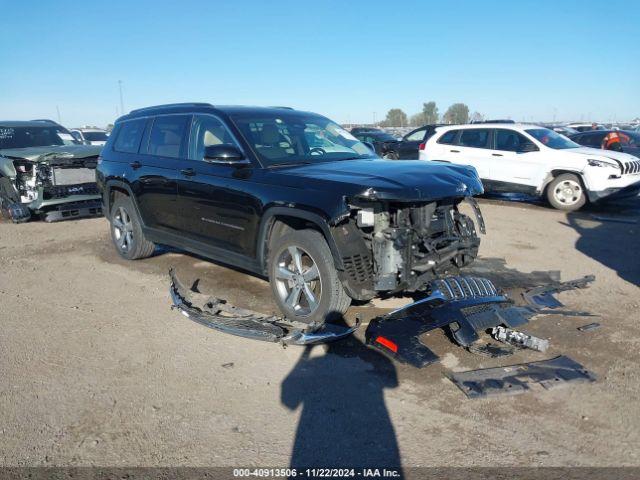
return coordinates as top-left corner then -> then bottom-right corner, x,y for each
1,197 -> 639,468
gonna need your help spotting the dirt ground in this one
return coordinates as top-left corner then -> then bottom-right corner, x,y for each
1,196 -> 639,469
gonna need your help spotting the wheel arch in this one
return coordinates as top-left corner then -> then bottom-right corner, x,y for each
257,207 -> 343,275
541,168 -> 588,194
103,180 -> 147,226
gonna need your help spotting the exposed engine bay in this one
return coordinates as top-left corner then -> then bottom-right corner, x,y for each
0,153 -> 102,222
333,197 -> 484,300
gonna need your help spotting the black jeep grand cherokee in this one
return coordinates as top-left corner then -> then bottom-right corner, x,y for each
96,103 -> 484,327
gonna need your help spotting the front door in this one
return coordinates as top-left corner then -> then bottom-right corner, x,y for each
488,129 -> 546,192
177,114 -> 260,256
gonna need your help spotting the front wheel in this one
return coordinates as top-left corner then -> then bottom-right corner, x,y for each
268,229 -> 351,328
546,173 -> 587,211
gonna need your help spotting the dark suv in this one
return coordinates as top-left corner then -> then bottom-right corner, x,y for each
96,103 -> 484,327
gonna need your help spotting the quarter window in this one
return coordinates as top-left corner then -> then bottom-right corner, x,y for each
113,119 -> 146,153
437,130 -> 458,145
459,129 -> 490,148
147,115 -> 190,158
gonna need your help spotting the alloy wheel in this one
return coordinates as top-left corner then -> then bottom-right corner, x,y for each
274,245 -> 322,316
112,206 -> 134,252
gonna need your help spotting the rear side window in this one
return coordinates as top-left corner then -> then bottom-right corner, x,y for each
147,115 -> 190,158
113,119 -> 146,153
437,129 -> 459,145
459,129 -> 490,148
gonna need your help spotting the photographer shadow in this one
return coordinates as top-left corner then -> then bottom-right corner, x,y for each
281,334 -> 402,470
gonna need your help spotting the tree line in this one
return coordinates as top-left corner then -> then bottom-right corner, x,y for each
379,102 -> 485,127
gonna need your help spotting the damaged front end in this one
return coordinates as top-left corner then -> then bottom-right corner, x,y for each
0,147 -> 102,222
332,196 -> 485,301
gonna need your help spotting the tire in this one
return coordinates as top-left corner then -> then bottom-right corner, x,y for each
268,229 -> 351,328
382,151 -> 399,160
546,173 -> 587,211
109,195 -> 155,260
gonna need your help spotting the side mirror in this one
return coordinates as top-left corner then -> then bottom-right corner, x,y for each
518,143 -> 538,153
204,144 -> 245,162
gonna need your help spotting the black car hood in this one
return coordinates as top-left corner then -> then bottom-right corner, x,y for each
271,159 -> 483,201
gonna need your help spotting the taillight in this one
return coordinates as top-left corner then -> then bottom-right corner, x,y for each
418,142 -> 426,151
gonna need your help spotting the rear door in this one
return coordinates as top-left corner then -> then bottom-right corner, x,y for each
396,127 -> 426,159
134,114 -> 190,231
451,128 -> 493,178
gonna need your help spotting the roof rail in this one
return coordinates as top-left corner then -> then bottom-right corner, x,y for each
129,103 -> 214,115
269,106 -> 294,110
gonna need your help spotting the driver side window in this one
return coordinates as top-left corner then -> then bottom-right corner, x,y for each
494,129 -> 535,152
188,114 -> 238,160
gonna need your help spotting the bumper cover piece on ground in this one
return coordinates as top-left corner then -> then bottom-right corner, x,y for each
169,268 -> 359,345
448,355 -> 596,399
365,274 -> 594,367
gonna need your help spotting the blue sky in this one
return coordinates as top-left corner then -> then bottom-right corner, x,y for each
1,0 -> 638,127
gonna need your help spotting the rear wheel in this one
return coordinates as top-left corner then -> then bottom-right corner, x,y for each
546,173 -> 586,211
268,229 -> 351,328
109,195 -> 155,259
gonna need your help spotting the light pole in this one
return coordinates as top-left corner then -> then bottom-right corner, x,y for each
118,80 -> 125,115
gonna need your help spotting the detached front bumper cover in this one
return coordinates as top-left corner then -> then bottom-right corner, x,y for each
365,275 -> 595,367
169,268 -> 359,345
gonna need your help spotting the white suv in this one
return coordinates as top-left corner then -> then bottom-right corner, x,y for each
421,124 -> 640,210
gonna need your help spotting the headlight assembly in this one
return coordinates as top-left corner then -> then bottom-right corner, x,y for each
587,158 -> 619,169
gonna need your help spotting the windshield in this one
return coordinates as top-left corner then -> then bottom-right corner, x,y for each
525,128 -> 581,149
83,131 -> 108,141
0,126 -> 79,149
229,112 -> 376,166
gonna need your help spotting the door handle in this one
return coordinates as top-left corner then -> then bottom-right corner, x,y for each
450,149 -> 460,153
130,161 -> 142,169
180,168 -> 196,177
492,153 -> 503,157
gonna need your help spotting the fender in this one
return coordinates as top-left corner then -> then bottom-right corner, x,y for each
103,179 -> 148,226
539,167 -> 589,193
256,206 -> 344,274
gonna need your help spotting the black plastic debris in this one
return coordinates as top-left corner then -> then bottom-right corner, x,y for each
169,268 -> 359,345
467,343 -> 514,358
523,275 -> 594,311
448,355 -> 596,399
578,322 -> 601,332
